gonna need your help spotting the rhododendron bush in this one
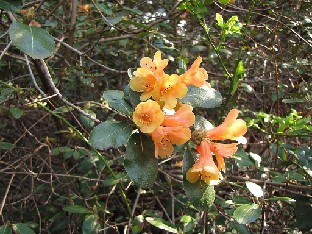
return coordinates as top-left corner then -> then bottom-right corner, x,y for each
89,51 -> 247,209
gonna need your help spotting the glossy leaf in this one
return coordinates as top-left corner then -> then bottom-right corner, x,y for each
145,217 -> 177,233
182,148 -> 215,210
246,182 -> 263,197
181,86 -> 222,109
82,215 -> 101,234
0,0 -> 22,12
233,204 -> 261,224
231,60 -> 244,95
9,22 -> 55,59
0,225 -> 12,234
103,90 -> 134,116
89,120 -> 132,150
12,224 -> 35,234
124,133 -> 158,188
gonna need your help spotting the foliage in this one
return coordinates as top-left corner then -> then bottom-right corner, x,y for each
0,0 -> 311,233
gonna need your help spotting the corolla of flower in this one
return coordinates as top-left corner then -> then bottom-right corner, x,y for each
186,141 -> 220,185
186,109 -> 247,184
180,56 -> 208,87
132,100 -> 164,133
152,74 -> 188,109
130,68 -> 157,101
140,51 -> 168,79
151,104 -> 195,158
151,126 -> 191,158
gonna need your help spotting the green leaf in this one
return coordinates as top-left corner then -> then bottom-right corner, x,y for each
82,215 -> 101,234
181,86 -> 222,109
9,22 -> 55,59
216,13 -> 224,27
245,182 -> 263,197
63,205 -> 92,214
218,0 -> 231,4
103,90 -> 134,116
234,149 -> 255,168
89,120 -> 132,150
182,149 -> 215,210
129,89 -> 141,108
79,110 -> 96,128
9,106 -> 23,119
97,2 -> 112,16
0,141 -> 14,150
295,198 -> 312,230
145,217 -> 177,233
229,221 -> 250,234
0,225 -> 12,234
231,60 -> 244,95
0,0 -> 22,12
12,224 -> 35,234
194,115 -> 214,130
124,133 -> 158,188
233,204 -> 261,224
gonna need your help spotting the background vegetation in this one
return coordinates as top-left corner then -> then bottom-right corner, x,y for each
0,0 -> 311,233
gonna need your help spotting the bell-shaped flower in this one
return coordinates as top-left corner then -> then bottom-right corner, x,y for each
205,109 -> 247,141
151,126 -> 191,158
209,142 -> 238,171
140,51 -> 168,79
132,100 -> 164,133
152,74 -> 188,109
130,68 -> 157,101
162,104 -> 195,128
186,141 -> 220,185
180,56 -> 208,87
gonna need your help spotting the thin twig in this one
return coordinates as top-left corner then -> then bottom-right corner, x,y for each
25,55 -> 47,97
0,41 -> 12,61
0,174 -> 15,217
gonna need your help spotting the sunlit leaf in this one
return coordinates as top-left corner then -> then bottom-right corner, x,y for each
89,120 -> 133,150
9,22 -> 55,59
12,224 -> 35,234
145,217 -> 177,233
233,204 -> 261,224
246,182 -> 263,197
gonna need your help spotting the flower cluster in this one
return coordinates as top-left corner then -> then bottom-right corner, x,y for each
186,109 -> 247,185
130,51 -> 207,158
129,51 -> 247,185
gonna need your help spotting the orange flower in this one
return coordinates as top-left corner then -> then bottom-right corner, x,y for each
187,109 -> 247,184
140,51 -> 168,79
162,104 -> 195,128
130,68 -> 157,101
186,141 -> 220,185
205,109 -> 247,141
152,74 -> 188,109
132,100 -> 164,133
180,56 -> 208,87
152,126 -> 191,158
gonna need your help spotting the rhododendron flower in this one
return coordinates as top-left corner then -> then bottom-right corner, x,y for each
152,74 -> 188,109
152,126 -> 191,158
140,51 -> 168,79
180,56 -> 208,87
186,109 -> 247,184
132,100 -> 164,133
186,141 -> 220,185
162,104 -> 195,128
130,68 -> 157,101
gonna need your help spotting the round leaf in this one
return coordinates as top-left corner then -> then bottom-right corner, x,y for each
9,22 -> 55,59
103,90 -> 133,116
0,0 -> 22,12
88,120 -> 133,150
124,133 -> 158,188
181,86 -> 222,109
233,204 -> 261,224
